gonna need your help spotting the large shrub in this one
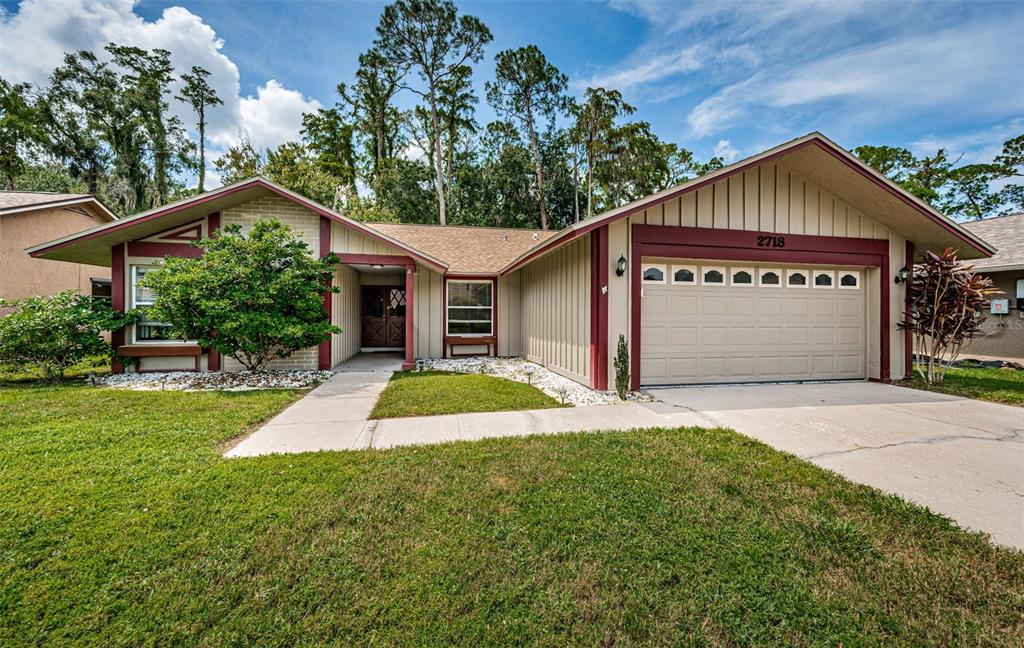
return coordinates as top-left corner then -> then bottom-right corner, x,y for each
141,218 -> 340,371
900,247 -> 999,383
0,291 -> 134,380
613,333 -> 630,399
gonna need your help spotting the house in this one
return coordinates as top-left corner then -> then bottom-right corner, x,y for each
27,132 -> 994,387
1,191 -> 117,307
960,213 -> 1023,361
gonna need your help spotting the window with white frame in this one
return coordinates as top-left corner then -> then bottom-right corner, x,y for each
671,265 -> 696,285
838,271 -> 861,289
701,266 -> 726,285
813,270 -> 835,288
787,270 -> 808,288
446,280 -> 493,336
642,264 -> 666,283
131,265 -> 173,342
759,269 -> 782,287
730,267 -> 754,286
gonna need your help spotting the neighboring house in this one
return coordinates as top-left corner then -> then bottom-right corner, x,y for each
28,132 -> 994,388
1,192 -> 117,307
960,213 -> 1024,361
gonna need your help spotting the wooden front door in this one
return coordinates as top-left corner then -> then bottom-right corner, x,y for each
361,286 -> 406,348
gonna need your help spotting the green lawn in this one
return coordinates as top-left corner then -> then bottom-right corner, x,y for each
369,370 -> 565,418
2,383 -> 1023,645
901,363 -> 1024,406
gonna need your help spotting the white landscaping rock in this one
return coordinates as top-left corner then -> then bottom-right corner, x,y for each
416,357 -> 621,406
95,370 -> 332,391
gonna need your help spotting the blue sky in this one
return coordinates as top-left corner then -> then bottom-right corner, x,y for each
2,0 -> 1022,185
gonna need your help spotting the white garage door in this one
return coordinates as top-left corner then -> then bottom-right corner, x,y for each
640,262 -> 867,385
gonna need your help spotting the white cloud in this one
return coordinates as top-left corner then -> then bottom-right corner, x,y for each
713,139 -> 739,163
910,118 -> 1024,164
0,0 -> 321,187
578,46 -> 704,92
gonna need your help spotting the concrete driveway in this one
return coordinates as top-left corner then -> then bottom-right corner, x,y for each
646,382 -> 1024,549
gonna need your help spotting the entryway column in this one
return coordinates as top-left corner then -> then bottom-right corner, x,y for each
403,265 -> 415,370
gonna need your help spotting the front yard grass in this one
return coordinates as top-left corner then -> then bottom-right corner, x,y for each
369,369 -> 564,418
901,363 -> 1024,406
2,382 -> 1023,645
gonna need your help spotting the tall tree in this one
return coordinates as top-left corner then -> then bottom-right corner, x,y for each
301,106 -> 359,197
486,45 -> 568,230
373,0 -> 492,225
570,88 -> 634,219
176,66 -> 223,192
338,48 -> 405,180
213,135 -> 263,184
0,78 -> 45,190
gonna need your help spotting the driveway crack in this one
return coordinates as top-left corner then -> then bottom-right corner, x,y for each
805,429 -> 1024,460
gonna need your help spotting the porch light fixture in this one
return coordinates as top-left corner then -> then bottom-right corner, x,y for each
616,255 -> 627,277
894,265 -> 911,284
371,264 -> 384,269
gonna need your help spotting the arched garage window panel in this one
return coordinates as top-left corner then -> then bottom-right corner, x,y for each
839,271 -> 861,289
787,270 -> 808,288
814,271 -> 835,289
759,269 -> 782,287
672,265 -> 696,285
642,264 -> 666,283
701,267 -> 726,285
730,268 -> 754,286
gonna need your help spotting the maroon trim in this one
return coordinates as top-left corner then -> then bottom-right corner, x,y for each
127,242 -> 202,258
206,212 -> 221,371
29,178 -> 448,270
629,224 -> 891,389
904,240 -> 914,379
403,267 -> 415,369
589,227 -> 609,390
111,243 -> 125,374
502,135 -> 992,275
319,216 -> 333,371
335,253 -> 416,268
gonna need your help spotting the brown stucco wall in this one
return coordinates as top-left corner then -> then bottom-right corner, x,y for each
962,270 -> 1024,361
0,206 -> 110,303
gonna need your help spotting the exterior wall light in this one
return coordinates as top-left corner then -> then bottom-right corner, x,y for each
894,265 -> 911,284
616,255 -> 627,277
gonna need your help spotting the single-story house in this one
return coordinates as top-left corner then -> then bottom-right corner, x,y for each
27,132 -> 995,388
960,212 -> 1023,361
1,191 -> 117,307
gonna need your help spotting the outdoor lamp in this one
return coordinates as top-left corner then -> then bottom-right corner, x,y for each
616,255 -> 627,277
894,265 -> 911,284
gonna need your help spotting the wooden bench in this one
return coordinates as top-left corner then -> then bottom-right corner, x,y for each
444,336 -> 496,358
116,344 -> 202,357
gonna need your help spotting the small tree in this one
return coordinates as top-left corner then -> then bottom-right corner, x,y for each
0,291 -> 134,380
900,248 -> 999,383
613,333 -> 630,399
141,219 -> 340,371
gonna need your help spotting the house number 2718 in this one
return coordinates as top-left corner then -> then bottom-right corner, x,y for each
756,235 -> 786,248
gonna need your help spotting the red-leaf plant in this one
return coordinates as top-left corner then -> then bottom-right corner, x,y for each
899,247 -> 1001,383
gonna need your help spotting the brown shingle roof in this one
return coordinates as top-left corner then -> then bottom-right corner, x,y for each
961,213 -> 1024,271
366,222 -> 559,273
0,191 -> 92,211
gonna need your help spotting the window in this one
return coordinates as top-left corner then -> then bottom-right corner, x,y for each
787,270 -> 808,288
730,268 -> 754,286
759,269 -> 782,287
671,265 -> 696,285
642,264 -> 666,283
702,267 -> 726,285
131,265 -> 173,342
813,271 -> 835,288
839,271 -> 861,289
446,280 -> 493,336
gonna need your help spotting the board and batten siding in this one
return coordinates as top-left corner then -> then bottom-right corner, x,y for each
607,161 -> 911,381
332,263 -> 361,366
220,195 -> 321,370
413,267 -> 445,359
520,235 -> 591,384
498,272 -> 522,357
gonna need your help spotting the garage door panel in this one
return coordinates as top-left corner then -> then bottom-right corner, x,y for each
641,262 -> 866,385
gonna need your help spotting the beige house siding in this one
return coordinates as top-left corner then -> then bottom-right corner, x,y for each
962,270 -> 1024,360
0,206 -> 109,303
605,161 -> 910,381
333,264 -> 361,365
498,272 -> 522,356
413,267 -> 444,359
520,235 -> 591,384
332,221 -> 405,255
